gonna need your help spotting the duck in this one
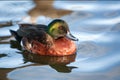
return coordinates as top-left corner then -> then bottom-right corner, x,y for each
10,19 -> 78,56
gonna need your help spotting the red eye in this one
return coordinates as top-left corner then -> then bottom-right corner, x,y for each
58,26 -> 63,30
59,26 -> 67,33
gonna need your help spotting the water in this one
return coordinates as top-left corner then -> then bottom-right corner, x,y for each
0,1 -> 120,80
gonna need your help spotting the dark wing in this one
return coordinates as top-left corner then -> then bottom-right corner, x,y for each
10,24 -> 48,43
17,24 -> 48,37
22,30 -> 53,49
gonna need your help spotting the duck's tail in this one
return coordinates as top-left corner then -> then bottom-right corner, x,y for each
10,30 -> 22,43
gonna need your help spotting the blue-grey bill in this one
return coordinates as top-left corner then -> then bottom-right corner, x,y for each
66,32 -> 78,41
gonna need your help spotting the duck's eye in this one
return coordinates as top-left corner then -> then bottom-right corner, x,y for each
58,26 -> 64,30
58,26 -> 67,33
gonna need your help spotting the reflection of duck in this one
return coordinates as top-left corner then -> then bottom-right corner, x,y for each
10,19 -> 78,56
23,50 -> 77,73
23,51 -> 76,65
50,64 -> 77,73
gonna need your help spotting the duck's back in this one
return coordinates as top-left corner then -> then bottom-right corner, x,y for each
17,24 -> 48,37
10,24 -> 48,43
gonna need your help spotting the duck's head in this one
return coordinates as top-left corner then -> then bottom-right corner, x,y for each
47,19 -> 78,41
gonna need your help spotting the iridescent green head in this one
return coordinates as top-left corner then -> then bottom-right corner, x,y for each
47,19 -> 78,41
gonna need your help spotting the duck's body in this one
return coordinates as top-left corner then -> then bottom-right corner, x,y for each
27,37 -> 76,56
10,19 -> 78,56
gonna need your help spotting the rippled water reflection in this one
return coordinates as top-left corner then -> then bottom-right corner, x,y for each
0,1 -> 120,80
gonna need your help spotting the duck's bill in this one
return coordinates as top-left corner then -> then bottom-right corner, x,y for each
66,32 -> 78,41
